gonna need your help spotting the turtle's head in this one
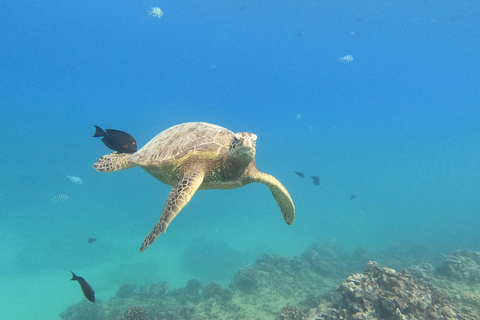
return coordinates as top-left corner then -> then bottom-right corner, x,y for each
229,132 -> 257,163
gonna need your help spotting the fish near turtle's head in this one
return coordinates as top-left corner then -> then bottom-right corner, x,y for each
230,132 -> 257,163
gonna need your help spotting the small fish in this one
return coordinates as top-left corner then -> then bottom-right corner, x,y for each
70,271 -> 95,302
148,7 -> 163,18
339,55 -> 354,63
295,171 -> 305,178
52,194 -> 69,203
311,176 -> 320,186
88,238 -> 96,244
350,193 -> 357,200
93,125 -> 137,154
67,175 -> 83,185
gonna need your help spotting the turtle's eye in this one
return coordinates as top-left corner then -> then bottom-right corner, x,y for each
234,133 -> 243,141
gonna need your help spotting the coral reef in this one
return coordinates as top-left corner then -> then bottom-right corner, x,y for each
202,282 -> 233,301
436,249 -> 480,282
306,261 -> 479,320
302,243 -> 349,277
60,245 -> 480,320
60,301 -> 107,320
124,306 -> 148,320
276,306 -> 306,320
61,243 -> 345,320
116,284 -> 137,298
407,249 -> 480,314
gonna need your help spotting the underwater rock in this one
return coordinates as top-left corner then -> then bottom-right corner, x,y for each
116,284 -> 137,298
185,279 -> 202,295
123,306 -> 148,320
60,300 -> 106,320
169,279 -> 203,304
65,245 -> 480,320
302,243 -> 349,277
139,281 -> 170,297
276,306 -> 306,320
409,262 -> 435,279
306,261 -> 479,320
230,266 -> 259,291
230,253 -> 314,294
436,249 -> 480,283
177,302 -> 196,319
202,282 -> 233,301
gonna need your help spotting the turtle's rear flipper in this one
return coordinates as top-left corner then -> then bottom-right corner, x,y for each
93,153 -> 136,172
140,170 -> 205,251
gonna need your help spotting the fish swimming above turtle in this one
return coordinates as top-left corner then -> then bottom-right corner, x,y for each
93,125 -> 137,153
311,176 -> 320,186
93,122 -> 295,251
295,171 -> 305,178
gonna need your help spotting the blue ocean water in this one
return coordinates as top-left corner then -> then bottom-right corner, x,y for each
1,0 -> 479,318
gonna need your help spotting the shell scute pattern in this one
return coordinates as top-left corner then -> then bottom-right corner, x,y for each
132,123 -> 233,167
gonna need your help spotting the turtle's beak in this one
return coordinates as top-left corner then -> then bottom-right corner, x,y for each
233,132 -> 257,160
235,132 -> 257,149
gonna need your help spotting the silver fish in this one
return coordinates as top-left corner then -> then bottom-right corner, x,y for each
339,55 -> 354,63
67,175 -> 83,185
148,7 -> 163,18
52,194 -> 69,203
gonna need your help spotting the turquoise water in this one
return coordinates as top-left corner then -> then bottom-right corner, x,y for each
1,0 -> 480,318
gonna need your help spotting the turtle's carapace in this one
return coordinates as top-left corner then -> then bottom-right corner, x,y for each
93,125 -> 137,153
70,271 -> 95,302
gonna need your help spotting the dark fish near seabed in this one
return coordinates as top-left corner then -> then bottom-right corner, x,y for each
350,193 -> 357,200
311,176 -> 320,186
88,238 -> 96,243
93,125 -> 137,153
70,271 -> 95,302
295,171 -> 305,178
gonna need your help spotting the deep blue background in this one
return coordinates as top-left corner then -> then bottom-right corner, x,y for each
1,1 -> 479,318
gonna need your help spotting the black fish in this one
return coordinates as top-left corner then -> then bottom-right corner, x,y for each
93,125 -> 137,153
295,171 -> 305,178
71,271 -> 95,302
311,176 -> 320,186
350,193 -> 357,200
88,237 -> 96,243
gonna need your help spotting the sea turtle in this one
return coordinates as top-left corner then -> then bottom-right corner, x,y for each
93,122 -> 295,251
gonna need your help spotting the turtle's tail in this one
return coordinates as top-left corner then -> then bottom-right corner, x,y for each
93,153 -> 137,172
254,171 -> 295,225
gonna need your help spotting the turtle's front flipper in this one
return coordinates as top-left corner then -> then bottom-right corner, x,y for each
93,153 -> 136,172
140,170 -> 205,251
254,171 -> 295,225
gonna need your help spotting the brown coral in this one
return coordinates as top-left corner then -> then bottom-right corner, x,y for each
437,250 -> 480,283
124,306 -> 148,320
276,306 -> 306,320
307,261 -> 479,320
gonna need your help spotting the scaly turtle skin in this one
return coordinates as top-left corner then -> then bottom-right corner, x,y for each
93,122 -> 295,251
